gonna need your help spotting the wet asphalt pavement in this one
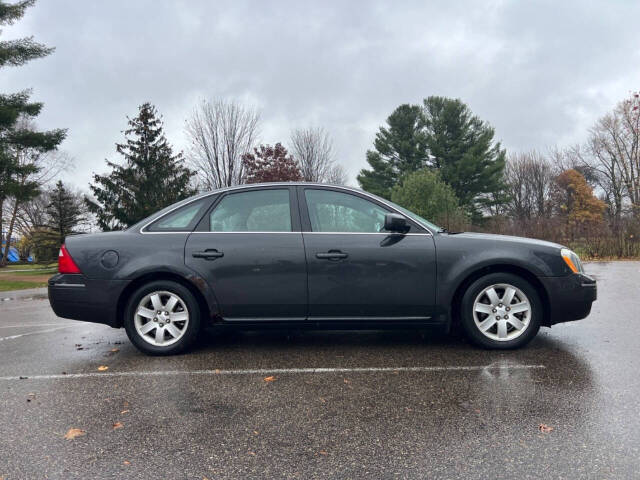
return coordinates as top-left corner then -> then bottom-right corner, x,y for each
1,262 -> 639,479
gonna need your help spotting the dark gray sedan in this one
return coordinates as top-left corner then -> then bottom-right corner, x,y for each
48,183 -> 596,355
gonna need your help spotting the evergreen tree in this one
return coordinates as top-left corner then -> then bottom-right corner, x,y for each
0,0 -> 66,266
87,103 -> 196,230
357,104 -> 429,199
422,96 -> 506,217
45,180 -> 84,245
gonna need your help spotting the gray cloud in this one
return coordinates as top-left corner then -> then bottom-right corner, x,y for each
1,0 -> 639,190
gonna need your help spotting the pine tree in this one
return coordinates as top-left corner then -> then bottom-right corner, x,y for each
86,103 -> 196,230
46,180 -> 84,245
422,96 -> 506,217
357,104 -> 429,199
0,0 -> 66,266
242,143 -> 302,184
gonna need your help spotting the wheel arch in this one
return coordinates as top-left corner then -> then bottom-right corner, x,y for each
449,264 -> 551,329
116,271 -> 215,328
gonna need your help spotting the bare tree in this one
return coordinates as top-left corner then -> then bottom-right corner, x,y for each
325,164 -> 348,185
185,99 -> 260,189
575,93 -> 640,220
504,151 -> 554,221
290,127 -> 336,182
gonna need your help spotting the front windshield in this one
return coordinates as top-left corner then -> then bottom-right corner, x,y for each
384,199 -> 443,232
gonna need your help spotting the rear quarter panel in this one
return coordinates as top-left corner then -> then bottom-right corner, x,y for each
64,231 -> 220,318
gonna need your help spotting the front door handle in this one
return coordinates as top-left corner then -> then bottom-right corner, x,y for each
192,249 -> 224,260
316,250 -> 348,260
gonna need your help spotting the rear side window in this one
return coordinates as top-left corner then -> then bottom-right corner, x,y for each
147,198 -> 209,232
209,189 -> 292,232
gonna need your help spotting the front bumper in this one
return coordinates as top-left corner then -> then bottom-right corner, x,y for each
48,274 -> 127,328
539,273 -> 597,325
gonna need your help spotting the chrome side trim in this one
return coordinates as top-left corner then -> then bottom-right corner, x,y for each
184,231 -> 431,236
308,316 -> 432,321
139,183 -> 435,236
189,231 -> 300,234
221,316 -> 432,322
222,317 -> 307,322
303,232 -> 432,236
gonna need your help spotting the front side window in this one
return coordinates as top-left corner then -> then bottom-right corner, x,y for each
209,189 -> 292,232
304,189 -> 390,233
147,198 -> 208,232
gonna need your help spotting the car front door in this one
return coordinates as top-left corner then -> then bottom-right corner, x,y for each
185,186 -> 307,321
299,186 -> 437,320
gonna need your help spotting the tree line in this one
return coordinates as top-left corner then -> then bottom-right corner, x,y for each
1,0 -> 638,265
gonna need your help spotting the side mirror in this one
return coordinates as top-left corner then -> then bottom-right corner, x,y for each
384,213 -> 410,233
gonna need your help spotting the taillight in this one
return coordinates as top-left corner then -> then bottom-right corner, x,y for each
58,244 -> 82,274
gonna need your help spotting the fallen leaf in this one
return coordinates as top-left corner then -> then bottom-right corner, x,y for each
318,450 -> 328,456
97,366 -> 109,371
113,422 -> 123,430
263,376 -> 276,382
539,423 -> 554,433
63,428 -> 86,440
120,410 -> 130,414
123,460 -> 131,465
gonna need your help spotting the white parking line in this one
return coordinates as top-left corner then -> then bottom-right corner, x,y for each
0,323 -> 73,329
0,364 -> 545,381
0,325 -> 74,342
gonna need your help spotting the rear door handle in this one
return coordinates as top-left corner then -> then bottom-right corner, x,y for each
192,249 -> 224,260
316,250 -> 348,260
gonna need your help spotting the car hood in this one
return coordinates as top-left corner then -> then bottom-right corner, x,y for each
445,232 -> 564,250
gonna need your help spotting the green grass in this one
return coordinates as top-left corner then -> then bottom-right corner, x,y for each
0,268 -> 57,277
0,280 -> 47,292
3,263 -> 56,271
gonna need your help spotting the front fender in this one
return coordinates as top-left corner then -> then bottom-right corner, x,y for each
434,234 -> 564,315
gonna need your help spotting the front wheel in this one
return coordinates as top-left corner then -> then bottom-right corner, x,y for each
124,281 -> 201,355
460,273 -> 541,349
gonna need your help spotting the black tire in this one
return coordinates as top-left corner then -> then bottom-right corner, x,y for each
124,280 -> 201,356
460,272 -> 541,349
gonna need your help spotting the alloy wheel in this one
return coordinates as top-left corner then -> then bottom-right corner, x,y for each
134,290 -> 190,347
472,283 -> 531,342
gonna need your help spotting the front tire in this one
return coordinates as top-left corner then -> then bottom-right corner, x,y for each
460,273 -> 541,349
124,281 -> 201,356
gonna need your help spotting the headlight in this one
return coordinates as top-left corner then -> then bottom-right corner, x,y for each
561,248 -> 584,274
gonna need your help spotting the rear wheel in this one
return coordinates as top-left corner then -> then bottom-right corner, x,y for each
124,281 -> 201,355
460,273 -> 541,349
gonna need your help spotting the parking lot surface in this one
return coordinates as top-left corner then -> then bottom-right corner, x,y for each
1,262 -> 639,479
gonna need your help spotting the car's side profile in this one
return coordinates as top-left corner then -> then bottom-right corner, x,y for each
48,183 -> 597,355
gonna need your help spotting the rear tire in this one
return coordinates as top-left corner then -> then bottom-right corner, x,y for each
124,280 -> 201,356
460,273 -> 541,349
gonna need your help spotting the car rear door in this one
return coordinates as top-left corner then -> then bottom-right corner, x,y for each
185,186 -> 307,321
299,186 -> 437,320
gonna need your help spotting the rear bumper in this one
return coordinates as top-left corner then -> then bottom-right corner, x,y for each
539,273 -> 597,325
48,274 -> 127,328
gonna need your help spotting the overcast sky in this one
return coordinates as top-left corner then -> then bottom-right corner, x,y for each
1,0 -> 639,190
